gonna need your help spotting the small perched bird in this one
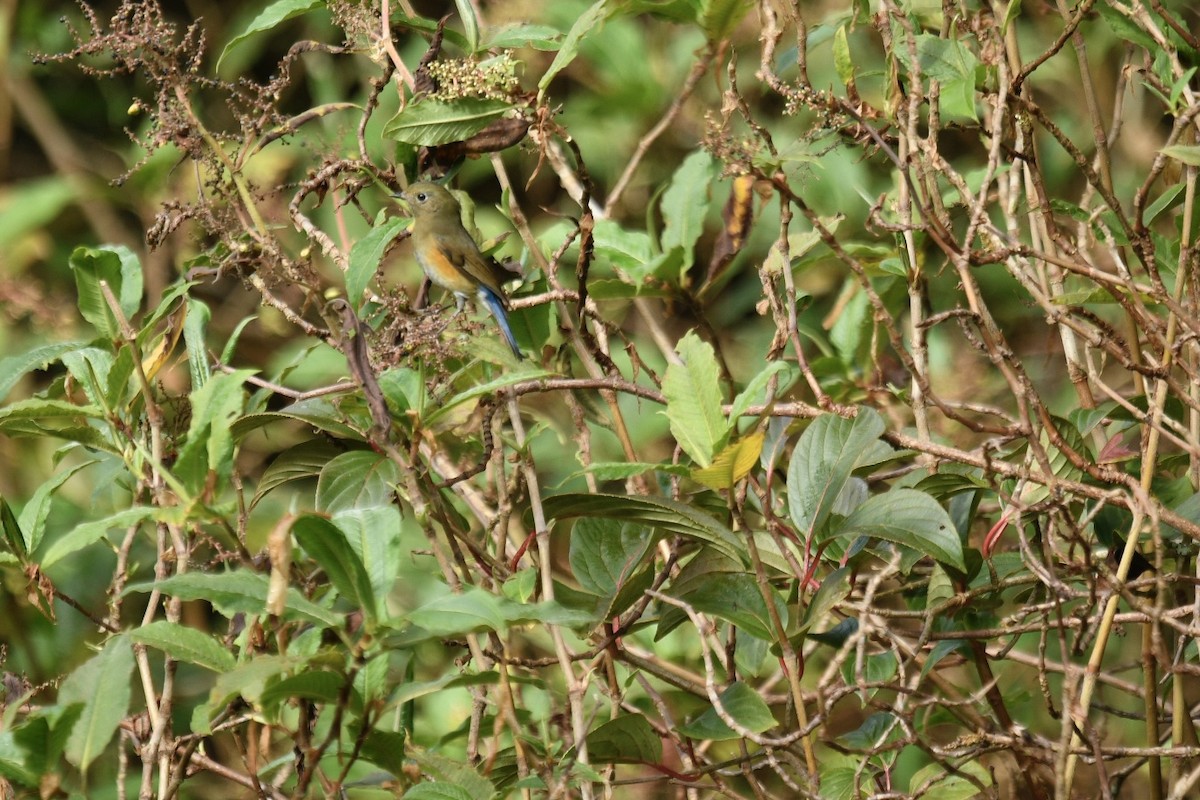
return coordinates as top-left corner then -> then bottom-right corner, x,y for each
400,181 -> 524,360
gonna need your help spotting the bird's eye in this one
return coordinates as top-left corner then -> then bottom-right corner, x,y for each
416,192 -> 428,202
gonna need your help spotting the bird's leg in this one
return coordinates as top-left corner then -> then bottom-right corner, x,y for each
452,293 -> 469,316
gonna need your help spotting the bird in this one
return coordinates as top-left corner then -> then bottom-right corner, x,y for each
399,181 -> 524,360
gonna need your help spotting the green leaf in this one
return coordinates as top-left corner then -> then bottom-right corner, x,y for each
569,518 -> 655,619
183,297 -> 213,388
454,0 -> 480,51
0,498 -> 26,563
538,0 -> 610,98
383,98 -> 515,146
545,492 -> 791,574
833,25 -> 853,87
787,408 -> 886,539
729,361 -> 792,422
424,366 -> 552,426
129,571 -> 342,628
253,439 -> 354,507
333,506 -> 403,610
700,0 -> 754,42
58,635 -> 133,772
675,570 -> 786,640
799,565 -> 851,632
217,0 -> 325,73
69,245 -> 142,337
908,760 -> 992,798
130,621 -> 235,673
316,450 -> 401,512
260,670 -> 345,710
347,216 -> 407,310
407,587 -> 508,636
484,23 -> 563,50
1095,2 -> 1156,50
677,682 -> 776,740
1161,145 -> 1200,167
660,150 -> 716,276
692,431 -> 764,490
174,369 -> 254,494
825,489 -> 964,570
0,341 -> 87,404
407,748 -> 495,799
39,506 -> 164,569
404,783 -> 476,800
359,728 -> 407,776
584,715 -> 662,764
293,514 -> 378,623
17,461 -> 95,555
662,331 -> 727,467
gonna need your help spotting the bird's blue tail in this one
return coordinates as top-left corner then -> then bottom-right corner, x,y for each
478,286 -> 524,360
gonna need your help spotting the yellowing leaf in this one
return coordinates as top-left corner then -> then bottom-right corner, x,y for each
692,431 -> 765,490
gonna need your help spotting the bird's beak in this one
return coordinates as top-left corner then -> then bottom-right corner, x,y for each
392,191 -> 411,212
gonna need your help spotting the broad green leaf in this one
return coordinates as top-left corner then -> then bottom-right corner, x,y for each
569,518 -> 655,619
700,0 -> 754,42
393,672 -> 503,706
183,297 -> 212,388
662,331 -> 727,467
217,0 -> 325,72
787,408 -> 886,539
232,400 -> 363,442
408,747 -> 495,799
333,506 -> 403,609
544,492 -> 791,574
0,728 -> 41,785
728,361 -> 792,422
0,341 -> 87,403
39,506 -> 163,569
484,23 -> 563,50
253,439 -> 354,507
359,728 -> 407,776
347,216 -> 407,310
826,489 -> 964,570
209,655 -> 294,707
569,518 -> 654,596
293,514 -> 378,623
692,431 -> 764,490
383,98 -> 515,146
60,348 -> 113,409
677,682 -> 776,740
660,150 -> 716,276
17,461 -> 94,555
675,571 -> 786,640
68,245 -> 142,337
260,671 -> 345,710
316,450 -> 401,512
174,369 -> 255,494
130,571 -> 342,628
908,759 -> 991,798
1161,145 -> 1200,167
404,783 -> 476,800
130,621 -> 235,673
799,565 -> 851,632
59,635 -> 133,772
424,366 -> 552,427
407,587 -> 507,636
584,715 -> 662,764
838,710 -> 900,749
538,0 -> 610,98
